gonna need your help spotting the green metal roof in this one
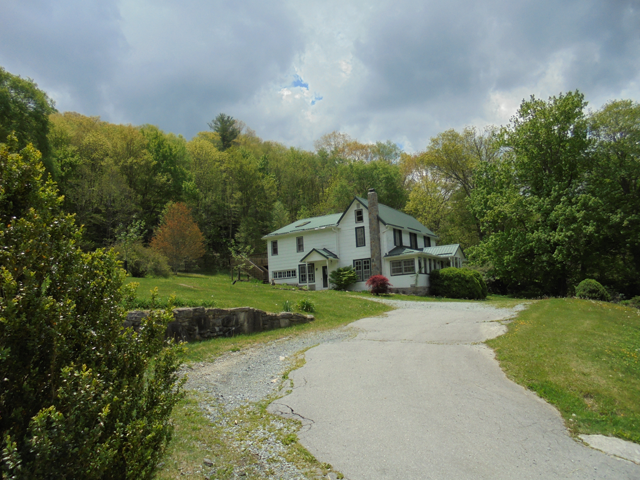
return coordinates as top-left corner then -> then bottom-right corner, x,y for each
384,246 -> 421,257
423,244 -> 463,257
385,244 -> 464,258
354,197 -> 437,237
263,196 -> 438,239
262,213 -> 342,238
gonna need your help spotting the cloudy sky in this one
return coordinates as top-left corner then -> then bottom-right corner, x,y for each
1,0 -> 639,152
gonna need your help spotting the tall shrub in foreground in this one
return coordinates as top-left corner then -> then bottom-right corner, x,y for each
430,268 -> 487,299
151,202 -> 205,273
0,136 -> 184,479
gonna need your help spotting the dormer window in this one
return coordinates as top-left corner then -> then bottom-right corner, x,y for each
355,209 -> 364,223
409,232 -> 418,249
424,236 -> 431,248
393,229 -> 403,246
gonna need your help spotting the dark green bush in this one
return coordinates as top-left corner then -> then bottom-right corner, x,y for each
329,266 -> 358,290
430,268 -> 487,299
469,270 -> 488,298
0,138 -> 184,478
575,279 -> 611,302
630,296 -> 640,309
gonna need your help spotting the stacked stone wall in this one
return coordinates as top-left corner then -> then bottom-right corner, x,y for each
125,307 -> 314,343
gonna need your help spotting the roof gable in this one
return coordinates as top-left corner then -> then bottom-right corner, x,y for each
354,196 -> 437,237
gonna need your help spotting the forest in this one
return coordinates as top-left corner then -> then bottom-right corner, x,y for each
2,66 -> 639,297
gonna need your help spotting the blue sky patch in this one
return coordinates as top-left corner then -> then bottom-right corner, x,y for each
311,94 -> 323,106
291,74 -> 309,90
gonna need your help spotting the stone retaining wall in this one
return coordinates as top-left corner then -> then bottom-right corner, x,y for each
388,286 -> 430,296
125,307 -> 314,342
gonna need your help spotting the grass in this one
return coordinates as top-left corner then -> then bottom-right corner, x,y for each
487,298 -> 640,443
126,273 -> 392,363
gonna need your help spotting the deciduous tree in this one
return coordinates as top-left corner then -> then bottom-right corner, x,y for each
0,67 -> 56,171
151,202 -> 205,272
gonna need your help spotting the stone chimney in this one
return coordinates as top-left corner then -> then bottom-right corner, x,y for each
368,188 -> 383,276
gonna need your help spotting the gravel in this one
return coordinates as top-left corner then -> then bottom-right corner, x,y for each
181,327 -> 357,480
180,299 -> 524,479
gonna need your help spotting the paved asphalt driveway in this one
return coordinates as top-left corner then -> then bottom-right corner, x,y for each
269,301 -> 640,480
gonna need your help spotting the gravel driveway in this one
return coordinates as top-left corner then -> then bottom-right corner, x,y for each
183,299 -> 640,479
269,300 -> 640,480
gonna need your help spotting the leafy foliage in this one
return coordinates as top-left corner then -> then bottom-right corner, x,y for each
329,266 -> 358,290
0,67 -> 56,169
0,136 -> 184,479
366,275 -> 392,295
113,242 -> 172,278
429,268 -> 487,299
575,279 -> 611,302
208,113 -> 240,151
151,202 -> 205,273
296,298 -> 315,313
470,92 -> 598,295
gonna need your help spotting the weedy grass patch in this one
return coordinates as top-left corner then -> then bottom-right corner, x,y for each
487,298 -> 640,443
156,352 -> 343,480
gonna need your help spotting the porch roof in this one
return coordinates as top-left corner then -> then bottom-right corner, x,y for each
384,244 -> 464,259
300,248 -> 339,263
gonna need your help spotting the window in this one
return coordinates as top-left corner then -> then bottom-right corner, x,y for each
390,259 -> 415,275
271,240 -> 278,256
355,209 -> 364,223
424,236 -> 431,248
418,258 -> 424,274
296,236 -> 304,253
393,229 -> 403,246
355,226 -> 366,247
409,233 -> 418,249
298,264 -> 315,283
353,258 -> 371,282
273,269 -> 297,280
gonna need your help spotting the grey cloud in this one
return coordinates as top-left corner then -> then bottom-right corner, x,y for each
354,0 -> 640,122
108,0 -> 302,136
0,0 -> 127,111
0,0 -> 302,137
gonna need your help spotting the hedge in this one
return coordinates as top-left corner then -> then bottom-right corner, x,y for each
430,268 -> 487,300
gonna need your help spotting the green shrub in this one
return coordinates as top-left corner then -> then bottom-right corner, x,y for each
329,266 -> 358,290
575,279 -> 611,302
0,137 -> 184,478
430,268 -> 487,299
115,242 -> 172,278
297,298 -> 315,313
469,269 -> 488,298
630,296 -> 640,309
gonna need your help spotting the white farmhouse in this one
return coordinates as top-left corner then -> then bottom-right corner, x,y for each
262,189 -> 465,294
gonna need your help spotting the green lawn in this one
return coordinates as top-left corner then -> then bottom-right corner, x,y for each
487,298 -> 640,443
126,273 -> 392,362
